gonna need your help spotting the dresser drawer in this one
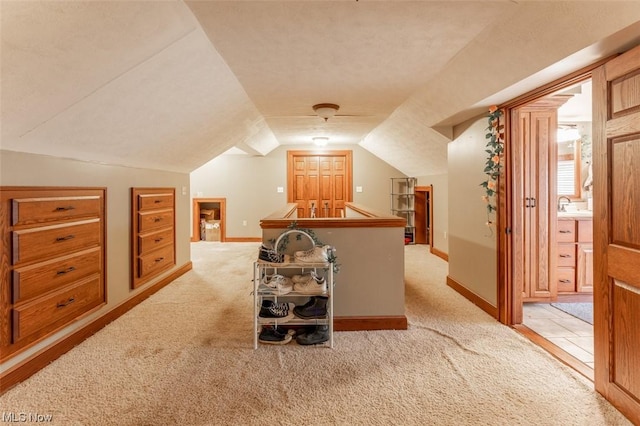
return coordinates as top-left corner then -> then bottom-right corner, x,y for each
12,219 -> 101,265
12,274 -> 104,343
12,196 -> 101,226
557,268 -> 576,292
138,209 -> 173,233
138,192 -> 174,211
138,228 -> 174,255
556,220 -> 576,243
138,245 -> 174,280
557,244 -> 576,267
13,247 -> 101,304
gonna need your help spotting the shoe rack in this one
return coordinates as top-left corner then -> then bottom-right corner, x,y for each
253,260 -> 334,349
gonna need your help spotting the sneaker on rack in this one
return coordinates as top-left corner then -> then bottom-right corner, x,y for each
294,245 -> 331,263
259,326 -> 292,345
259,274 -> 293,295
293,271 -> 327,295
259,300 -> 295,322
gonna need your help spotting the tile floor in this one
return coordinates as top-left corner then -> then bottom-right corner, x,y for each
522,303 -> 594,369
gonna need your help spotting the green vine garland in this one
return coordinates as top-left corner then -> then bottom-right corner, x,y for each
480,106 -> 504,227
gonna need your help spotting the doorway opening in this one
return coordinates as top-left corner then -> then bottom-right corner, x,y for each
192,198 -> 226,242
499,67 -> 599,379
415,185 -> 433,247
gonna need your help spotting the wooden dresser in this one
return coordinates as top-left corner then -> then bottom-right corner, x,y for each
0,187 -> 106,360
556,217 -> 593,293
131,188 -> 175,289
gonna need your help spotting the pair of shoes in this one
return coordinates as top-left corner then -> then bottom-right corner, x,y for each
294,245 -> 331,263
259,300 -> 295,322
293,296 -> 328,319
296,325 -> 329,345
259,326 -> 293,345
292,271 -> 327,294
260,274 -> 293,295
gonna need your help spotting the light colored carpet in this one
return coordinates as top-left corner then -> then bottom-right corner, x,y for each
0,243 -> 630,425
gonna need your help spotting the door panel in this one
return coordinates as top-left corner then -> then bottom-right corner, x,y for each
287,150 -> 352,218
593,44 -> 640,424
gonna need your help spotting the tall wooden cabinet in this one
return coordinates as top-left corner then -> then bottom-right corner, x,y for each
515,96 -> 571,302
0,187 -> 106,360
131,188 -> 175,289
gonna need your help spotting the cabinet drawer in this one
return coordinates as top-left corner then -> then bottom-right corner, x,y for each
556,220 -> 576,242
138,245 -> 174,279
138,210 -> 174,233
12,196 -> 101,226
138,228 -> 174,255
138,192 -> 174,211
13,247 -> 101,304
12,219 -> 101,265
578,220 -> 593,243
557,244 -> 576,267
557,268 -> 576,292
12,274 -> 104,343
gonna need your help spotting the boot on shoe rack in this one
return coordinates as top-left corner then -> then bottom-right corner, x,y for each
296,325 -> 329,345
293,296 -> 328,319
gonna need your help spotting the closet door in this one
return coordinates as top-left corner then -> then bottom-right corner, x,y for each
517,107 -> 557,301
287,150 -> 352,218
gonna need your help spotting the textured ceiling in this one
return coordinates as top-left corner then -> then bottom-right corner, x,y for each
2,1 -> 640,176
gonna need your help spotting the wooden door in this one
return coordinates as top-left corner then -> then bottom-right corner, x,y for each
287,150 -> 352,218
515,107 -> 556,301
592,44 -> 640,424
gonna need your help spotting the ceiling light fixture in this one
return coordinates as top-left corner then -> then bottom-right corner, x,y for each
312,136 -> 329,146
312,103 -> 340,121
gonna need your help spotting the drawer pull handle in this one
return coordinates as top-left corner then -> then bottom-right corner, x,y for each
55,206 -> 76,211
154,200 -> 162,204
56,235 -> 75,242
155,257 -> 165,263
559,254 -> 572,258
57,297 -> 75,308
559,230 -> 572,234
559,279 -> 572,284
56,266 -> 76,275
154,238 -> 164,243
154,217 -> 162,222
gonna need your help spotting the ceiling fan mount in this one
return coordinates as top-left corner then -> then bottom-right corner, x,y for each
312,103 -> 340,122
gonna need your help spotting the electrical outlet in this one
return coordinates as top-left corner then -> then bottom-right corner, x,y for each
444,231 -> 447,239
242,220 -> 247,226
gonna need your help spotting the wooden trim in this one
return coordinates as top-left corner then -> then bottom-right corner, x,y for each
500,57 -> 613,111
513,324 -> 594,382
261,217 -> 406,229
333,315 -> 407,331
431,246 -> 448,262
262,203 -> 297,220
192,198 -> 226,243
446,276 -> 498,319
0,261 -> 192,394
224,237 -> 261,243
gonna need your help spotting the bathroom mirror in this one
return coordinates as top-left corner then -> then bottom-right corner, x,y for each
557,136 -> 581,198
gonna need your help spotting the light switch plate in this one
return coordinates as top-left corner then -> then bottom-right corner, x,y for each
277,187 -> 284,193
356,186 -> 363,193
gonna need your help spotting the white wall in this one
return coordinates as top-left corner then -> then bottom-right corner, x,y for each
0,150 -> 191,372
447,117 -> 498,306
190,144 -> 406,238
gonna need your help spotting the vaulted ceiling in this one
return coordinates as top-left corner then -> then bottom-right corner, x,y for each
2,1 -> 640,176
